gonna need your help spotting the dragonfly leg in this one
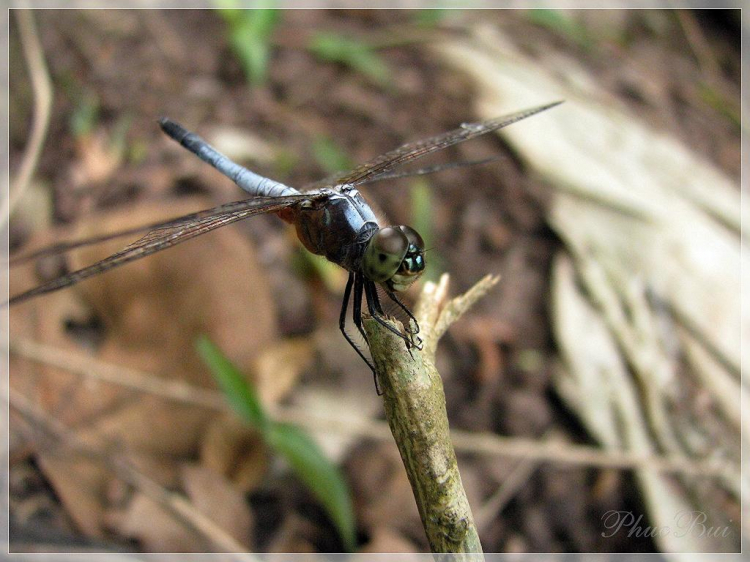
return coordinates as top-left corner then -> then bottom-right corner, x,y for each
339,272 -> 376,377
372,284 -> 423,351
352,274 -> 382,395
383,288 -> 422,339
364,280 -> 413,348
352,274 -> 369,344
371,284 -> 421,351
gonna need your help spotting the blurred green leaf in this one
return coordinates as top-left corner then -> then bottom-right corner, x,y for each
292,248 -> 348,294
197,336 -> 356,551
196,335 -> 269,432
309,32 -> 391,87
698,82 -> 741,130
69,90 -> 100,138
214,0 -> 243,20
410,178 -> 443,282
216,4 -> 281,86
273,147 -> 299,178
414,9 -> 450,27
268,423 -> 357,551
312,135 -> 354,176
526,9 -> 593,50
128,139 -> 149,164
108,113 -> 133,159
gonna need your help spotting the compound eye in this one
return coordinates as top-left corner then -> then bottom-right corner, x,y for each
398,225 -> 424,251
363,227 -> 409,282
374,227 -> 409,256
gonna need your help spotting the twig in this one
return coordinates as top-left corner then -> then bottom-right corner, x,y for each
363,274 -> 495,555
8,388 -> 256,558
3,10 -> 53,228
6,336 -> 735,480
473,455 -> 537,533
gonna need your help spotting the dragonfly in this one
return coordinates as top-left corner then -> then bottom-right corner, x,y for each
8,101 -> 561,388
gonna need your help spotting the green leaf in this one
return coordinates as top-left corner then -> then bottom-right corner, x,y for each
196,335 -> 269,432
309,32 -> 391,87
411,178 -> 443,282
69,90 -> 100,138
215,7 -> 242,24
526,9 -> 593,50
196,336 -> 357,550
698,82 -> 741,130
292,248 -> 348,294
108,113 -> 133,160
311,135 -> 354,176
247,3 -> 280,36
216,5 -> 281,86
414,9 -> 450,27
268,423 -> 357,551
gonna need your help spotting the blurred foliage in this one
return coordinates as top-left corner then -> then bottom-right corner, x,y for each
292,248 -> 348,294
266,423 -> 356,550
526,9 -> 593,50
65,79 -> 135,165
68,88 -> 100,138
413,8 -> 450,27
410,178 -> 443,283
215,3 -> 281,86
309,32 -> 391,88
698,82 -> 741,130
311,135 -> 354,176
128,138 -> 150,165
197,336 -> 356,551
199,336 -> 270,432
272,147 -> 300,178
109,114 -> 133,161
515,348 -> 545,374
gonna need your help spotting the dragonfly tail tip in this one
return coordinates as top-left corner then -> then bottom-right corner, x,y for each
158,117 -> 188,142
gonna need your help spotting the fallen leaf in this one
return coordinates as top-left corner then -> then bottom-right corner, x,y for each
108,492 -> 205,552
254,338 -> 315,406
10,196 -> 282,540
200,413 -> 269,493
181,463 -> 254,549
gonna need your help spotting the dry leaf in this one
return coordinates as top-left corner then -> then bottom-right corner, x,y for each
200,414 -> 269,494
181,463 -> 254,549
10,197 -> 281,540
108,492 -> 205,552
254,338 -> 315,406
435,25 -> 744,551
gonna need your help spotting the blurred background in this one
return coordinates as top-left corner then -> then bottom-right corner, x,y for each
7,8 -> 744,554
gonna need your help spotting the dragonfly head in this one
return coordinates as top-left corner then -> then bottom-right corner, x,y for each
363,226 -> 425,291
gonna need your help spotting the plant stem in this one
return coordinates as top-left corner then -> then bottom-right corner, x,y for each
364,273 -> 498,555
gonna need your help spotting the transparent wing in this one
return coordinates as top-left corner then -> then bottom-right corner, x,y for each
10,210 -> 228,266
8,194 -> 316,305
302,101 -> 562,191
350,156 -> 502,185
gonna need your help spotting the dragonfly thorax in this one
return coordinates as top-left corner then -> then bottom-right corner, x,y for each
363,225 -> 425,292
286,188 -> 380,272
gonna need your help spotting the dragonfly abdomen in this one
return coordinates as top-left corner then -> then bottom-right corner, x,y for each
159,118 -> 299,198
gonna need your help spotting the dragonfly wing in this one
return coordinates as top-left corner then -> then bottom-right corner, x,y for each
8,194 -> 315,306
302,101 -> 561,191
10,206 -> 243,265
